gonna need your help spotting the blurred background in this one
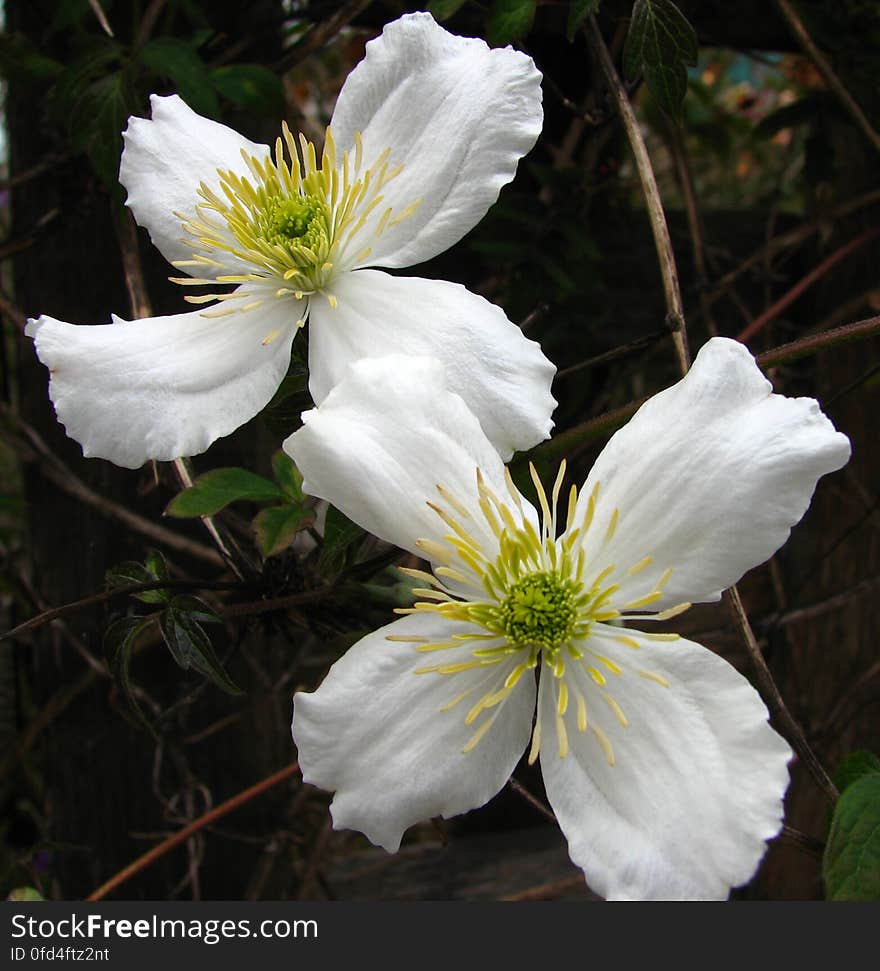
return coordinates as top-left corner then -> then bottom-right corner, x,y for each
0,0 -> 878,900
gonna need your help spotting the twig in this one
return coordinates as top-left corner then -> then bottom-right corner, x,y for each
558,325 -> 673,379
132,0 -> 168,51
724,586 -> 838,805
775,0 -> 880,155
86,762 -> 301,901
0,287 -> 27,329
664,122 -> 720,336
527,397 -> 648,464
519,303 -> 550,334
586,16 -> 690,375
705,188 -> 880,311
767,574 -> 880,632
780,824 -> 825,857
2,579 -> 236,643
534,311 -> 880,462
110,209 -> 245,575
221,586 -> 335,618
274,0 -> 373,73
13,569 -> 108,674
501,875 -> 587,901
172,457 -> 247,581
87,0 -> 114,37
297,817 -> 334,899
2,403 -> 223,567
0,154 -> 70,193
756,314 -> 880,369
507,777 -> 556,824
737,227 -> 880,343
818,658 -> 880,738
112,208 -> 152,320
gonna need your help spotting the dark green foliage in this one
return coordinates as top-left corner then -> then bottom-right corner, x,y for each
567,0 -> 602,42
824,768 -> 880,900
138,36 -> 221,118
319,505 -> 365,577
428,0 -> 470,20
252,451 -> 313,557
623,0 -> 698,121
103,614 -> 159,730
834,750 -> 880,794
487,0 -> 536,45
105,550 -> 172,604
211,64 -> 285,114
166,468 -> 286,517
158,598 -> 240,695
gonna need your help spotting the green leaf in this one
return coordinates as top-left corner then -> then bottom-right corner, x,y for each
834,751 -> 880,794
159,606 -> 241,695
824,774 -> 880,900
105,553 -> 170,604
166,468 -> 285,517
567,0 -> 602,41
0,33 -> 64,81
268,367 -> 309,407
211,64 -> 284,115
144,550 -> 169,582
428,0 -> 469,20
52,41 -> 133,190
7,887 -> 46,901
319,505 -> 364,576
253,504 -> 312,558
622,0 -> 698,121
104,615 -> 157,732
168,594 -> 222,625
271,450 -> 304,502
138,36 -> 220,118
488,0 -> 537,45
49,0 -> 97,35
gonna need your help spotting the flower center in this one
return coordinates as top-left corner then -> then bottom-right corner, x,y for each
262,194 -> 329,249
390,463 -> 689,763
496,571 -> 579,653
170,123 -> 421,318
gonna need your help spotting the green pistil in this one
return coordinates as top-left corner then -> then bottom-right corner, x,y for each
260,194 -> 329,254
496,572 -> 579,653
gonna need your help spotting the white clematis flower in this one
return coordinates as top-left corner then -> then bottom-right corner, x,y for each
284,338 -> 851,901
26,12 -> 555,469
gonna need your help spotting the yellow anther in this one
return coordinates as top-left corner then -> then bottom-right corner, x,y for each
638,670 -> 670,688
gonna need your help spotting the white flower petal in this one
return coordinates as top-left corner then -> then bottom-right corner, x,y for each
26,296 -> 296,469
284,355 -> 520,558
119,94 -> 270,270
330,12 -> 542,269
292,612 -> 536,852
539,627 -> 792,900
308,271 -> 556,459
576,337 -> 850,608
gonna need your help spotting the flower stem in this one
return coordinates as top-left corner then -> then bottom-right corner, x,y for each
724,585 -> 838,805
586,15 -> 690,376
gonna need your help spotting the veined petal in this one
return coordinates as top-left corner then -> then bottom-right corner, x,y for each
330,12 -> 542,269
308,270 -> 556,460
575,337 -> 850,608
292,612 -> 536,852
26,295 -> 297,469
120,94 -> 270,270
540,627 -> 792,900
284,355 -> 525,559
